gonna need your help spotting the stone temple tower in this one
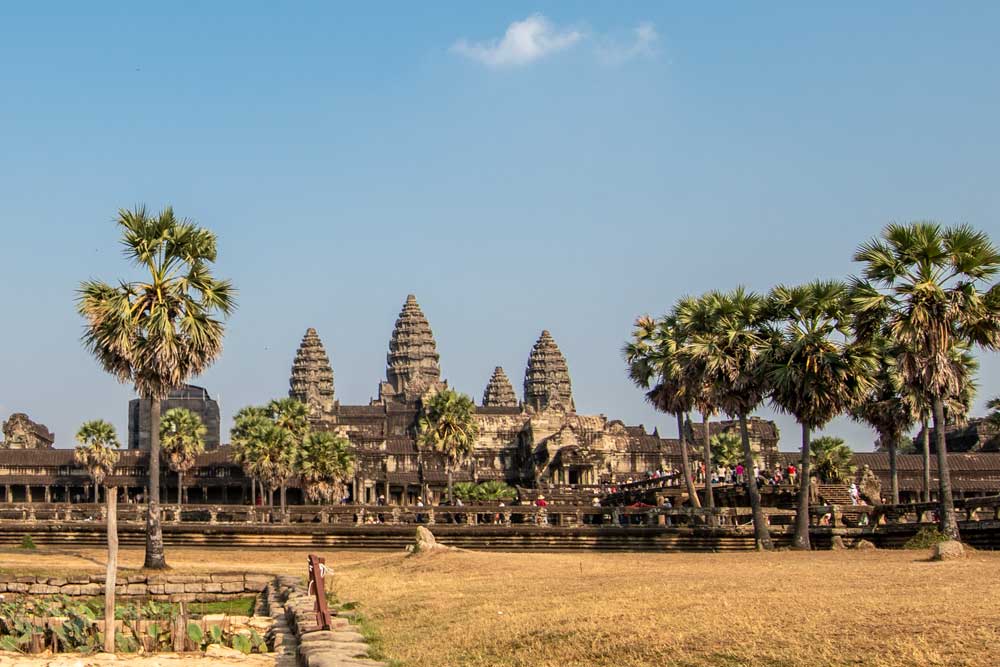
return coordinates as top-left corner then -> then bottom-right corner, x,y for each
378,295 -> 444,404
482,366 -> 518,408
523,330 -> 575,412
289,328 -> 336,417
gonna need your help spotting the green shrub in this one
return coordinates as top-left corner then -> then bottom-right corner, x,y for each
905,527 -> 949,549
19,535 -> 36,550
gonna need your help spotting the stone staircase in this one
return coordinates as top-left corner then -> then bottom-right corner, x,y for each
817,484 -> 853,506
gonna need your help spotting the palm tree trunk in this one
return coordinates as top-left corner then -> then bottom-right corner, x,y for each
104,485 -> 118,653
178,471 -> 184,506
677,413 -> 700,508
281,483 -> 287,512
793,423 -> 812,550
447,468 -> 454,505
701,412 -> 714,525
144,398 -> 167,569
932,396 -> 960,540
921,419 -> 932,503
886,432 -> 899,505
739,413 -> 772,550
250,477 -> 256,507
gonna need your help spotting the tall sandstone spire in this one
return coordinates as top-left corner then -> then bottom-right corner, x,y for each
523,330 -> 574,411
482,366 -> 518,408
380,295 -> 443,403
289,328 -> 335,416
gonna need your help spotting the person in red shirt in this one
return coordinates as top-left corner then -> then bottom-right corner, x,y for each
535,495 -> 548,507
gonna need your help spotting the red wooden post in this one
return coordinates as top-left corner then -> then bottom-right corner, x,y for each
307,554 -> 333,631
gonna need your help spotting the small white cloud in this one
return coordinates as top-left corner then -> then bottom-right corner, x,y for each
596,21 -> 659,66
452,14 -> 583,68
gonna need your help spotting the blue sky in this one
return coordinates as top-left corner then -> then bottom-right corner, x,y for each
1,3 -> 997,450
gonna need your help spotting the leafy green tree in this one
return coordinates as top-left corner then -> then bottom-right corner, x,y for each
853,222 -> 1000,539
768,281 -> 876,549
625,314 -> 701,508
417,388 -> 479,504
74,420 -> 121,503
160,408 -> 206,505
809,436 -> 857,484
711,432 -> 744,469
676,288 -> 775,548
475,480 -> 517,501
298,431 -> 355,503
849,339 -> 916,503
77,206 -> 235,568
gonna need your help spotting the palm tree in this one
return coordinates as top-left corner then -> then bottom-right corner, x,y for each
77,206 -> 235,568
711,432 -> 743,469
907,348 -> 978,503
853,222 -> 1000,540
676,288 -> 775,548
74,419 -> 121,654
416,388 -> 479,504
230,406 -> 273,507
266,398 -> 309,509
987,397 -> 1000,427
624,314 -> 701,508
160,408 -> 206,505
809,436 -> 857,484
673,294 -> 733,520
74,421 -> 120,502
298,431 -> 355,503
849,339 -> 916,503
768,281 -> 876,550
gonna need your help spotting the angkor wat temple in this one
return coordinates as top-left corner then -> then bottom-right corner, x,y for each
1,294 -> 997,507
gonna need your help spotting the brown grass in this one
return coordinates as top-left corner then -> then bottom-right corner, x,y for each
2,545 -> 998,667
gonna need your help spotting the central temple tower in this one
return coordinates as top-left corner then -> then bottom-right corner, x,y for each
377,294 -> 445,405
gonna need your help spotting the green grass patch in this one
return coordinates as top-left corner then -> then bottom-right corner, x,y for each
904,527 -> 949,549
189,596 -> 256,616
19,535 -> 37,550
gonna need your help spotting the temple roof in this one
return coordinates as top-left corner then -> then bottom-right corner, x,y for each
381,295 -> 442,401
289,327 -> 335,416
482,366 -> 518,408
523,330 -> 574,412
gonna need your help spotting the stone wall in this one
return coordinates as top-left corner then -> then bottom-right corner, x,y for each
0,572 -> 273,602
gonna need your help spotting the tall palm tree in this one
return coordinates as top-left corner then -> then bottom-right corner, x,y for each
417,388 -> 479,504
297,431 -> 355,503
907,347 -> 978,503
160,408 -> 207,505
676,288 -> 775,548
77,206 -> 235,568
768,281 -> 876,550
74,419 -> 121,653
673,295 -> 726,518
266,398 -> 309,509
230,406 -> 273,507
74,420 -> 121,502
849,338 -> 916,503
624,314 -> 701,508
853,222 -> 1000,540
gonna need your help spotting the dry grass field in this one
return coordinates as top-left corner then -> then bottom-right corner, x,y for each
2,544 -> 998,667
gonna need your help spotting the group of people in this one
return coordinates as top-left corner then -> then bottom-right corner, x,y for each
696,462 -> 799,488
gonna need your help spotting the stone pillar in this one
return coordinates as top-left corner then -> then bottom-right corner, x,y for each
26,485 -> 33,503
64,485 -> 70,503
44,486 -> 51,503
383,480 -> 390,505
4,485 -> 10,502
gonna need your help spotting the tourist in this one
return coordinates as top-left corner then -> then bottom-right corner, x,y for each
663,497 -> 673,526
735,463 -> 744,484
535,495 -> 548,508
849,482 -> 860,505
788,464 -> 797,485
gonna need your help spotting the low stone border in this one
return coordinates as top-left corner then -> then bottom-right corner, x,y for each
274,577 -> 387,667
0,572 -> 273,602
